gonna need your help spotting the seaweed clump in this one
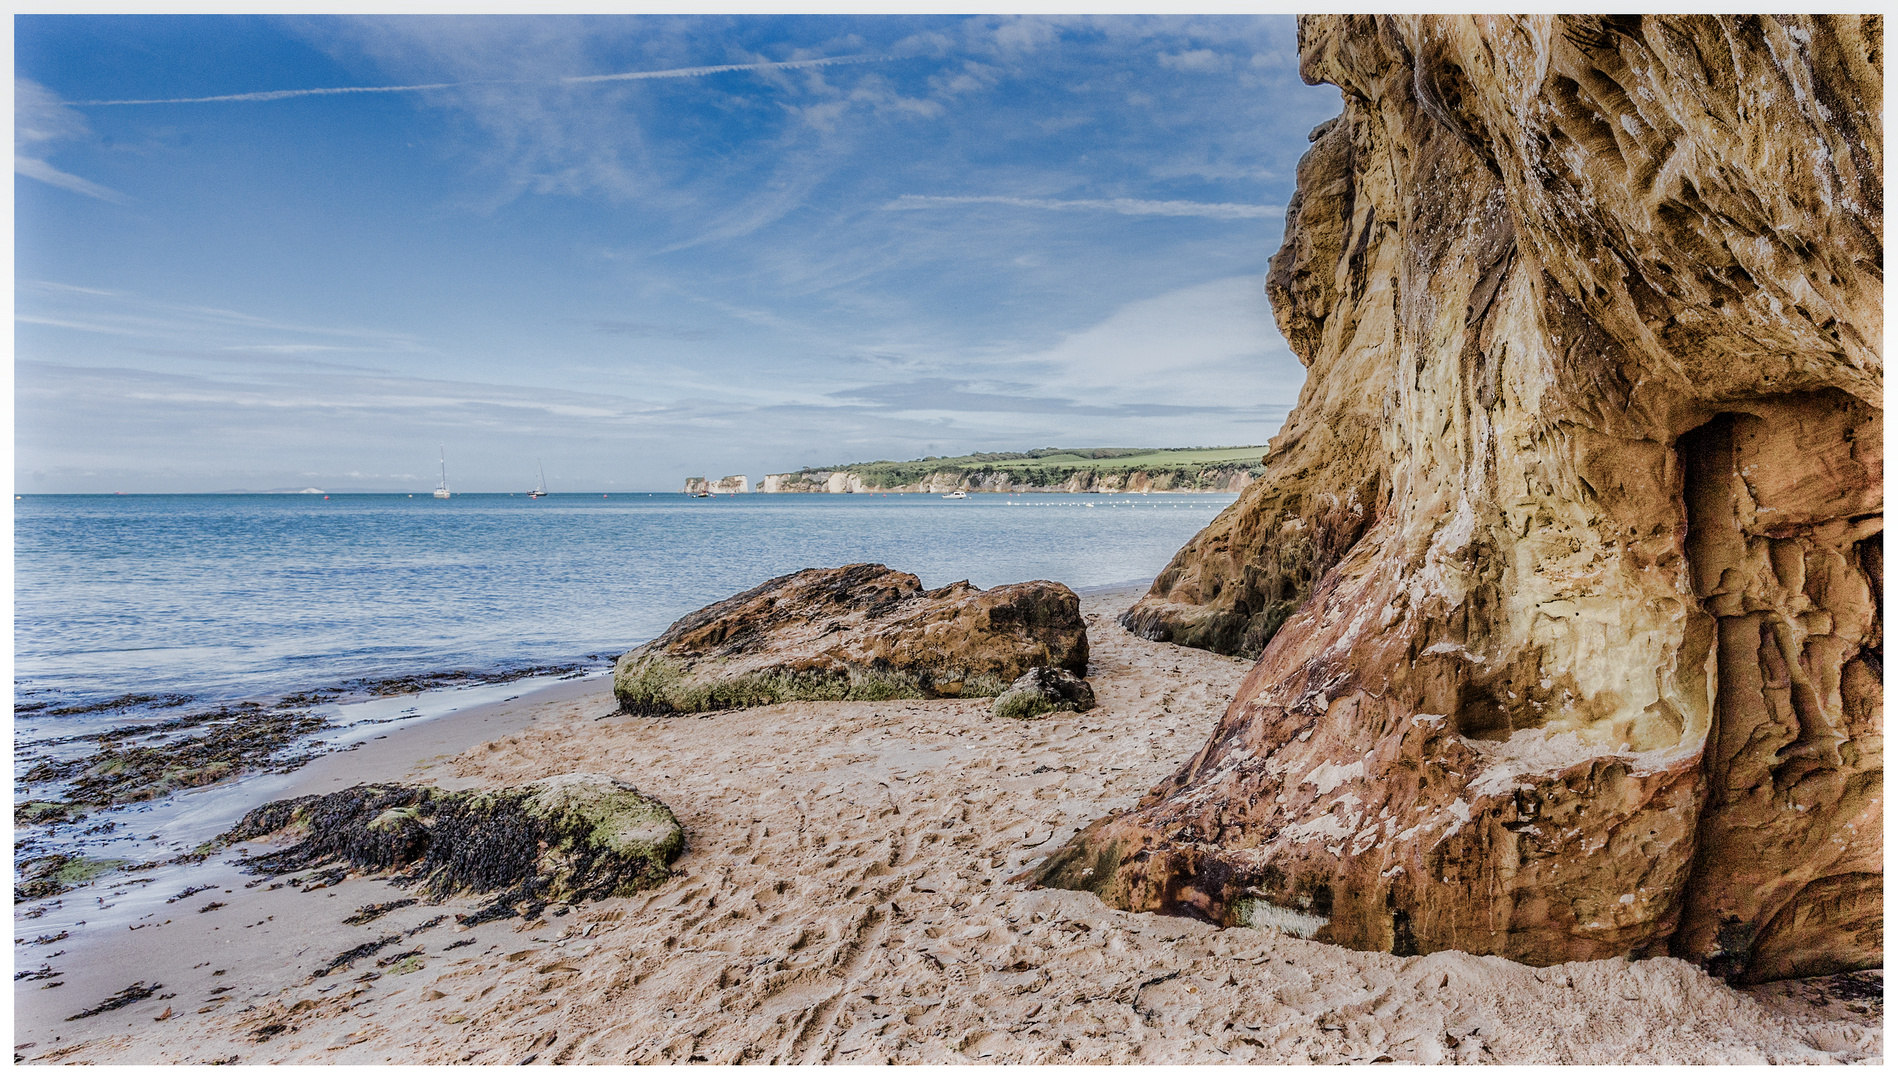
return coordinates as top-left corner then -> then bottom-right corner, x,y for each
224,773 -> 684,924
14,854 -> 130,903
66,982 -> 162,1021
15,707 -> 328,824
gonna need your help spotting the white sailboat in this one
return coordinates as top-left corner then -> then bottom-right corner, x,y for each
434,445 -> 452,499
528,460 -> 547,499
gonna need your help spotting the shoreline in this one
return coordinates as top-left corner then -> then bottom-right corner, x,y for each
12,670 -> 625,1058
14,583 -> 1881,1065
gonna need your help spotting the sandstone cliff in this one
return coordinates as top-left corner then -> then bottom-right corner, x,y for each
1051,14 -> 1881,983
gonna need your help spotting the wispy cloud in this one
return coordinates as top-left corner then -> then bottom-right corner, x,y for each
18,282 -> 427,356
885,194 -> 1283,220
15,78 -> 127,201
589,320 -> 717,341
66,54 -> 891,106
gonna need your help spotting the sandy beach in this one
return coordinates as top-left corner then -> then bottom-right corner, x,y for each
14,586 -> 1881,1065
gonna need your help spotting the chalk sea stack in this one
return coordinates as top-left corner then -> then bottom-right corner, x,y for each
1050,14 -> 1881,983
614,564 -> 1088,715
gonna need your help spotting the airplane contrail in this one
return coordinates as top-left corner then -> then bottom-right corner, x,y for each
67,54 -> 887,106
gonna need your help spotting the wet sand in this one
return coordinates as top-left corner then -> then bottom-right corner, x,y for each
14,588 -> 1882,1064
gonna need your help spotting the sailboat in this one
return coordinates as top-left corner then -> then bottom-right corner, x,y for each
434,445 -> 452,499
528,460 -> 547,499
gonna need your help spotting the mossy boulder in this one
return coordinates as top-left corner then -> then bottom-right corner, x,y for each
991,666 -> 1098,719
223,773 -> 683,923
614,564 -> 1087,715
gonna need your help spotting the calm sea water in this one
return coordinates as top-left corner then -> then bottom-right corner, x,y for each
12,490 -> 1232,942
15,491 -> 1232,712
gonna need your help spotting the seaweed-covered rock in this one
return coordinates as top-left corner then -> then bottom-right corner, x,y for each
991,667 -> 1097,719
614,563 -> 1087,715
224,773 -> 683,923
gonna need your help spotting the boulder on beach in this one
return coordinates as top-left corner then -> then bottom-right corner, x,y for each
1048,14 -> 1882,984
991,666 -> 1097,719
613,563 -> 1087,715
224,773 -> 684,924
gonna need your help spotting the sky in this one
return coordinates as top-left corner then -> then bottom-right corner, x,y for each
14,13 -> 1342,493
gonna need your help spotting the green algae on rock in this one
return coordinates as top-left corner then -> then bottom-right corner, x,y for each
991,666 -> 1098,719
13,854 -> 132,903
614,564 -> 1086,716
222,773 -> 684,924
15,706 -> 328,825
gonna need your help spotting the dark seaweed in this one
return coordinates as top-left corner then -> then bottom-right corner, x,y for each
66,982 -> 162,1021
225,782 -> 677,924
324,663 -> 587,699
313,935 -> 401,977
299,867 -> 349,892
45,693 -> 195,717
403,914 -> 447,936
375,948 -> 424,968
442,938 -> 477,952
16,709 -> 328,824
343,899 -> 418,925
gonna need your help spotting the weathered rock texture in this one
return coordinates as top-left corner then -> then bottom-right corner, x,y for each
615,564 -> 1087,714
991,666 -> 1098,719
1056,14 -> 1881,983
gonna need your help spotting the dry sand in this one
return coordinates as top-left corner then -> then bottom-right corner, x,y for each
14,588 -> 1882,1064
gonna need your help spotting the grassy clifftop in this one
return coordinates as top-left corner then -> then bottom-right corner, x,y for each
777,445 -> 1270,492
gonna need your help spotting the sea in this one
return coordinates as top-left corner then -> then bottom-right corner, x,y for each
13,490 -> 1235,938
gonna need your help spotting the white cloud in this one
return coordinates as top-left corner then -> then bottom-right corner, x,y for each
1159,49 -> 1228,72
1008,275 -> 1303,410
18,281 -> 427,355
15,78 -> 126,202
886,194 -> 1283,220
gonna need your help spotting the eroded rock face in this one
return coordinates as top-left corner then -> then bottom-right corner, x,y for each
614,564 -> 1087,714
1053,14 -> 1881,982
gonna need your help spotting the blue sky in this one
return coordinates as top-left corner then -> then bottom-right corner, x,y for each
15,14 -> 1340,493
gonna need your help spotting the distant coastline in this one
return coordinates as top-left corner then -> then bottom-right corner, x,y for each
742,445 -> 1270,495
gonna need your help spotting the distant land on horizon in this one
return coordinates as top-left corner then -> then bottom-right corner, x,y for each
742,444 -> 1273,495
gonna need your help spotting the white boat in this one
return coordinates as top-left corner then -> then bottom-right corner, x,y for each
941,490 -> 969,499
434,445 -> 452,499
528,460 -> 547,499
